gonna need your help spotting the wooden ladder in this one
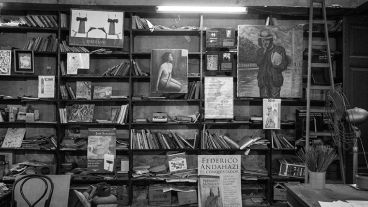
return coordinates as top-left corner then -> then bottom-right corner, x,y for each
305,0 -> 345,183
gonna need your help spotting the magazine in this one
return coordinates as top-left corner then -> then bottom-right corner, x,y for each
198,155 -> 242,207
67,104 -> 94,122
87,128 -> 116,172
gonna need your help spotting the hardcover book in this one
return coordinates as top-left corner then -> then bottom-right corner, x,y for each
2,128 -> 26,148
76,81 -> 91,100
0,50 -> 11,76
199,176 -> 223,207
67,104 -> 94,122
93,86 -> 112,99
87,128 -> 116,172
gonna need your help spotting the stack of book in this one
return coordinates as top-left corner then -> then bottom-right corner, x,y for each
60,40 -> 89,53
60,84 -> 76,100
271,131 -> 295,149
185,81 -> 200,99
21,136 -> 57,150
202,130 -> 268,150
131,130 -> 194,150
23,35 -> 58,52
132,15 -> 152,30
132,60 -> 148,76
102,61 -> 130,77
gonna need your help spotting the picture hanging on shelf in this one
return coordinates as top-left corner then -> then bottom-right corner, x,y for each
206,54 -> 218,71
263,98 -> 281,129
219,52 -> 233,71
204,77 -> 233,119
206,28 -> 236,48
0,50 -> 11,75
237,25 -> 303,98
67,53 -> 89,75
14,50 -> 34,74
150,49 -> 188,94
69,9 -> 124,48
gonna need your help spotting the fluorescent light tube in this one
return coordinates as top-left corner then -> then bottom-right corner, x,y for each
157,6 -> 247,14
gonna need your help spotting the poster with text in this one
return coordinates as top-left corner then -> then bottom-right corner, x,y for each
204,77 -> 233,119
263,99 -> 281,129
198,155 -> 242,207
237,25 -> 303,98
88,128 -> 116,172
150,49 -> 188,94
69,9 -> 124,48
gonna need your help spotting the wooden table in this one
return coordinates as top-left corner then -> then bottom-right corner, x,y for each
285,183 -> 368,207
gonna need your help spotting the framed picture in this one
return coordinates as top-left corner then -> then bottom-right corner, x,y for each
14,50 -> 34,73
69,9 -> 124,48
150,49 -> 188,94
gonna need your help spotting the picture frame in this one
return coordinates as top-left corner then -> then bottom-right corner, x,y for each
14,50 -> 34,73
205,54 -> 219,71
69,9 -> 124,48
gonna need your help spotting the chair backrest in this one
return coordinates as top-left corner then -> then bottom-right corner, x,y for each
11,174 -> 54,207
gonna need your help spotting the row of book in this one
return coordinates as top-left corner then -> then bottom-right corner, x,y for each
5,15 -> 58,28
102,61 -> 130,77
111,104 -> 129,124
131,129 -> 194,150
202,130 -> 268,150
185,81 -> 200,100
132,15 -> 152,30
23,35 -> 58,52
60,40 -> 89,53
271,131 -> 295,149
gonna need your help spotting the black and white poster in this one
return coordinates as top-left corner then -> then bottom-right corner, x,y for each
69,9 -> 124,48
150,49 -> 188,94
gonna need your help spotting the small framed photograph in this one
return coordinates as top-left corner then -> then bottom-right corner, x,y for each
206,54 -> 218,71
14,50 -> 34,73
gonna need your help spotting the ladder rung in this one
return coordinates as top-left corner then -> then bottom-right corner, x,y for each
312,40 -> 327,46
311,63 -> 330,68
310,85 -> 331,90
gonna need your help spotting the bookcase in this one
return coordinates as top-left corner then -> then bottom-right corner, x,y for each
0,4 -> 344,206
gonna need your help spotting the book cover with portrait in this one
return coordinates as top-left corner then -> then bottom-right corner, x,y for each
263,98 -> 281,129
87,128 -> 116,172
150,49 -> 188,94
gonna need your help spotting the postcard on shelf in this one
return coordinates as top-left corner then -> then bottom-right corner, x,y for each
93,86 -> 112,99
87,128 -> 116,172
76,81 -> 91,100
0,50 -> 11,75
67,104 -> 94,122
263,98 -> 281,129
150,49 -> 188,94
204,77 -> 233,119
198,155 -> 242,207
38,76 -> 55,98
67,53 -> 89,75
69,9 -> 124,48
103,154 -> 115,172
219,52 -> 233,71
206,54 -> 218,71
167,152 -> 187,173
237,25 -> 303,98
2,128 -> 26,148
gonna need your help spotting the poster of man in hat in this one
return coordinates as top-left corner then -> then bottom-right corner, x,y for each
237,25 -> 303,98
